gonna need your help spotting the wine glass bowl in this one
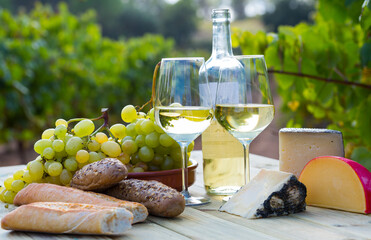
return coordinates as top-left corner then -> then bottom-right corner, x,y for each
215,55 -> 274,185
154,57 -> 213,206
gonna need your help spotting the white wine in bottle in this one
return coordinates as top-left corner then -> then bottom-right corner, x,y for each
202,9 -> 245,195
202,120 -> 244,195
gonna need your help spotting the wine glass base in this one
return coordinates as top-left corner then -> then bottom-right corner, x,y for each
185,196 -> 211,206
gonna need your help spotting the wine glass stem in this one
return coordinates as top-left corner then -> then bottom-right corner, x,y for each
243,144 -> 250,185
180,144 -> 190,197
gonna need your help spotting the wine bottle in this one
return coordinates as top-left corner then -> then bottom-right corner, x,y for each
202,9 -> 245,195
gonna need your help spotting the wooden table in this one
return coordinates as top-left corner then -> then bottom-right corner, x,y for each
0,151 -> 370,240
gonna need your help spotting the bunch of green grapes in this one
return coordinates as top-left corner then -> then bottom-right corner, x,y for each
120,105 -> 193,173
0,106 -> 192,204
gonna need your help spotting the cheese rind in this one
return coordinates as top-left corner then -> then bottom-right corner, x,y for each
279,128 -> 344,177
219,169 -> 307,218
299,156 -> 371,214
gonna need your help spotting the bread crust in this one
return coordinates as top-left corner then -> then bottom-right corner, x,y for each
1,202 -> 132,235
70,158 -> 128,191
14,183 -> 148,224
105,179 -> 185,217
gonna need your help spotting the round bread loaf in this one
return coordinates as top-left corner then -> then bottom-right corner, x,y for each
71,158 -> 128,191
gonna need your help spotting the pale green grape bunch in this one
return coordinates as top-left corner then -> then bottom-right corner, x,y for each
120,105 -> 194,173
1,106 -> 195,204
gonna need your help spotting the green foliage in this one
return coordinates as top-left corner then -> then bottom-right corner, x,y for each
232,0 -> 371,168
0,3 -> 174,143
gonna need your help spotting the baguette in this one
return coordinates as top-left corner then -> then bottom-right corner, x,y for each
1,202 -> 132,235
14,183 -> 148,224
105,179 -> 185,217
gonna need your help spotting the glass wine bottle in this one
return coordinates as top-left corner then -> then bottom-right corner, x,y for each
202,9 -> 245,195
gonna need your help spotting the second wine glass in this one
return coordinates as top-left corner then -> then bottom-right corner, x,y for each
215,55 -> 274,187
154,57 -> 213,206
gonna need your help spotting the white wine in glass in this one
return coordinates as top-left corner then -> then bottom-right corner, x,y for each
154,57 -> 213,206
215,55 -> 274,187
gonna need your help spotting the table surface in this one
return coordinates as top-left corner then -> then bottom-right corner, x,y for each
0,151 -> 370,240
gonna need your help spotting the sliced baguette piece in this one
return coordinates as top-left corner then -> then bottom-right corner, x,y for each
1,202 -> 132,235
14,183 -> 148,224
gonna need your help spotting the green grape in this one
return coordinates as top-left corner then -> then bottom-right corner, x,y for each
65,137 -> 84,155
96,132 -> 108,144
35,155 -> 43,161
78,161 -> 89,169
22,170 -> 33,183
161,156 -> 174,170
110,124 -> 127,139
135,135 -> 146,147
52,139 -> 65,152
101,141 -> 121,158
188,141 -> 195,152
3,190 -> 16,204
64,134 -> 73,144
135,162 -> 148,171
55,151 -> 67,162
60,169 -> 72,186
117,152 -> 130,164
145,132 -> 160,148
154,145 -> 170,155
54,125 -> 67,139
147,108 -> 155,121
44,160 -> 54,174
43,147 -> 55,160
88,151 -> 100,163
159,133 -> 175,147
130,153 -> 141,165
74,119 -> 95,137
48,162 -> 63,176
121,140 -> 138,155
137,112 -> 146,119
121,105 -> 138,123
132,167 -> 145,173
0,187 -> 6,202
138,146 -> 154,162
45,176 -> 61,185
49,135 -> 55,141
170,147 -> 182,161
76,149 -> 90,163
152,154 -> 164,166
55,118 -> 68,127
97,151 -> 107,160
88,139 -> 100,151
154,122 -> 165,134
11,180 -> 25,192
13,169 -> 25,180
134,119 -> 145,135
123,136 -> 134,141
42,128 -> 55,140
64,158 -> 78,172
148,164 -> 161,171
126,123 -> 137,137
34,139 -> 53,154
170,102 -> 183,107
29,160 -> 44,180
125,163 -> 134,172
140,119 -> 155,134
4,177 -> 14,190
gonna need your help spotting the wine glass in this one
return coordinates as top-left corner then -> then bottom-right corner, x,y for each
154,57 -> 213,206
215,55 -> 274,188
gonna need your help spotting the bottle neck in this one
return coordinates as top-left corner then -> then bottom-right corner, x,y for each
211,19 -> 233,58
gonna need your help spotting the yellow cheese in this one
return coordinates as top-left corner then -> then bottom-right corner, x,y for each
279,128 -> 344,177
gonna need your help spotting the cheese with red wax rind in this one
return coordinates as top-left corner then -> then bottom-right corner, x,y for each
299,156 -> 371,214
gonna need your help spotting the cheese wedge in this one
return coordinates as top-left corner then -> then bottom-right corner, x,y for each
219,169 -> 307,218
299,156 -> 371,214
279,128 -> 344,177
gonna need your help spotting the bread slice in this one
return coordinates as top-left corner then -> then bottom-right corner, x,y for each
14,183 -> 148,224
1,202 -> 132,235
